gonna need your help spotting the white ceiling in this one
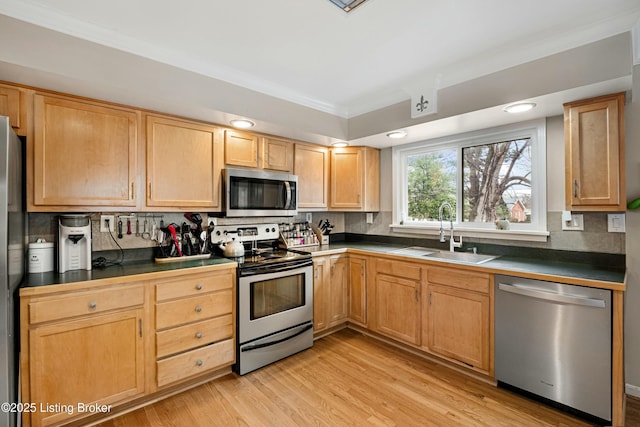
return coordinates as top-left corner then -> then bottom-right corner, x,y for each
0,0 -> 639,147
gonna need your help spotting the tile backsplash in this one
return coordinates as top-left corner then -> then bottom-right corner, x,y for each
29,209 -> 624,256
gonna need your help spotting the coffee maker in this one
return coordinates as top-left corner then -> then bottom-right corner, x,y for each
58,215 -> 92,273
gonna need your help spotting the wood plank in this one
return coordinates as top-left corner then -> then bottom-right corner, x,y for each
96,329 -> 596,427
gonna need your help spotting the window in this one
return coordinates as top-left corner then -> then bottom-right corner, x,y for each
393,120 -> 547,241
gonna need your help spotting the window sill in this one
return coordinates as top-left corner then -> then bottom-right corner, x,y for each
389,224 -> 550,242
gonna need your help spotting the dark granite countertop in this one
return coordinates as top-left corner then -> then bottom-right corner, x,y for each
22,256 -> 236,289
303,242 -> 625,287
22,241 -> 625,291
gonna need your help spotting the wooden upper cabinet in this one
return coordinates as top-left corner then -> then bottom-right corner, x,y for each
32,94 -> 139,210
224,130 -> 258,168
330,146 -> 380,211
564,92 -> 626,211
0,83 -> 26,135
294,143 -> 329,209
261,137 -> 293,172
146,115 -> 223,210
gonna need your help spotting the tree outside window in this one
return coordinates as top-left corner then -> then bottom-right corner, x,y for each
407,150 -> 456,221
463,138 -> 532,224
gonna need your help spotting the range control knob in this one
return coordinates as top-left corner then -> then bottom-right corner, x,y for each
266,228 -> 270,233
271,227 -> 276,232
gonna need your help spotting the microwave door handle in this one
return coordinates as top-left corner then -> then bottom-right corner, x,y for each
284,181 -> 292,209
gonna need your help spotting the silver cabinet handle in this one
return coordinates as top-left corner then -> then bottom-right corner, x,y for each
195,306 -> 202,313
88,301 -> 97,309
498,283 -> 606,308
196,360 -> 203,367
195,284 -> 202,290
195,332 -> 203,339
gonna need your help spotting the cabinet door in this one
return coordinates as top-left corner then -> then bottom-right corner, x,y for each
262,137 -> 293,172
33,94 -> 138,208
313,257 -> 329,332
426,284 -> 489,370
348,256 -> 367,326
224,130 -> 258,168
29,309 -> 145,427
564,92 -> 625,210
328,255 -> 348,326
374,273 -> 420,345
330,148 -> 363,209
0,83 -> 24,134
146,115 -> 222,209
294,143 -> 329,209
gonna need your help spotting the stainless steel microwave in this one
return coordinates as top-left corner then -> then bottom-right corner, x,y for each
223,168 -> 298,217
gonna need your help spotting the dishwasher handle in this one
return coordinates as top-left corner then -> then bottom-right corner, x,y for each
498,283 -> 606,308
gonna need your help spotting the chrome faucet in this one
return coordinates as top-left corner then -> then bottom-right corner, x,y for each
438,202 -> 462,252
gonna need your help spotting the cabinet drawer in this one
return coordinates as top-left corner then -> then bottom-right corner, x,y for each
156,314 -> 233,358
156,290 -> 232,329
29,285 -> 144,324
376,258 -> 421,281
155,270 -> 234,302
156,339 -> 234,387
427,267 -> 490,293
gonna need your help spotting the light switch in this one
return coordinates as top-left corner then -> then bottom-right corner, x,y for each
608,213 -> 626,233
561,213 -> 584,231
366,212 -> 374,224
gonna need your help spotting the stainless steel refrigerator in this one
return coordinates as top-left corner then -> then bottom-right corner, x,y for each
0,116 -> 25,427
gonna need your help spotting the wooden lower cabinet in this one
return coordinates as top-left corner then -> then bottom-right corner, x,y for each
312,256 -> 330,332
424,284 -> 489,370
21,283 -> 146,427
20,264 -> 237,427
423,266 -> 492,373
370,259 -> 421,346
348,255 -> 367,326
313,254 -> 349,333
154,268 -> 236,388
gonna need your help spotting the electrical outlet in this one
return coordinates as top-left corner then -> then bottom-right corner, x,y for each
100,215 -> 115,232
305,213 -> 313,223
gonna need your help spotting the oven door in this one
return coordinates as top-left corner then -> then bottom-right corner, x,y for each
238,264 -> 312,344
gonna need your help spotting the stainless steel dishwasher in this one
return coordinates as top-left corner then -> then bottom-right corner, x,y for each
495,274 -> 611,423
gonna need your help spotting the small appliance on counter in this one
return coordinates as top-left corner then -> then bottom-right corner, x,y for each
28,239 -> 54,273
58,215 -> 92,273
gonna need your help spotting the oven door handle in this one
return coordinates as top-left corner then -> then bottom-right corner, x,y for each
241,323 -> 313,352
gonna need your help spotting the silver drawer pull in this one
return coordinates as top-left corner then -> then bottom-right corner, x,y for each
88,301 -> 97,309
195,332 -> 203,339
195,284 -> 202,290
195,306 -> 202,313
196,359 -> 203,367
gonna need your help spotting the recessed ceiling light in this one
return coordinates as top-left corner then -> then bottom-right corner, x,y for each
386,131 -> 407,139
332,142 -> 349,147
503,102 -> 536,113
230,119 -> 255,129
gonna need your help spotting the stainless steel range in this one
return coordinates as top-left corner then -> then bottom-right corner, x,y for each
214,223 -> 313,375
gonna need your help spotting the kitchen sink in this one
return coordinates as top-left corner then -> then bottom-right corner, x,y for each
388,246 -> 438,257
389,246 -> 498,264
423,251 -> 498,264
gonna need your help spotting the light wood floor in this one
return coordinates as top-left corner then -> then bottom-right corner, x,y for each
97,329 -> 604,426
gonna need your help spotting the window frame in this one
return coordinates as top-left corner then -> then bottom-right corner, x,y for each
391,119 -> 548,242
